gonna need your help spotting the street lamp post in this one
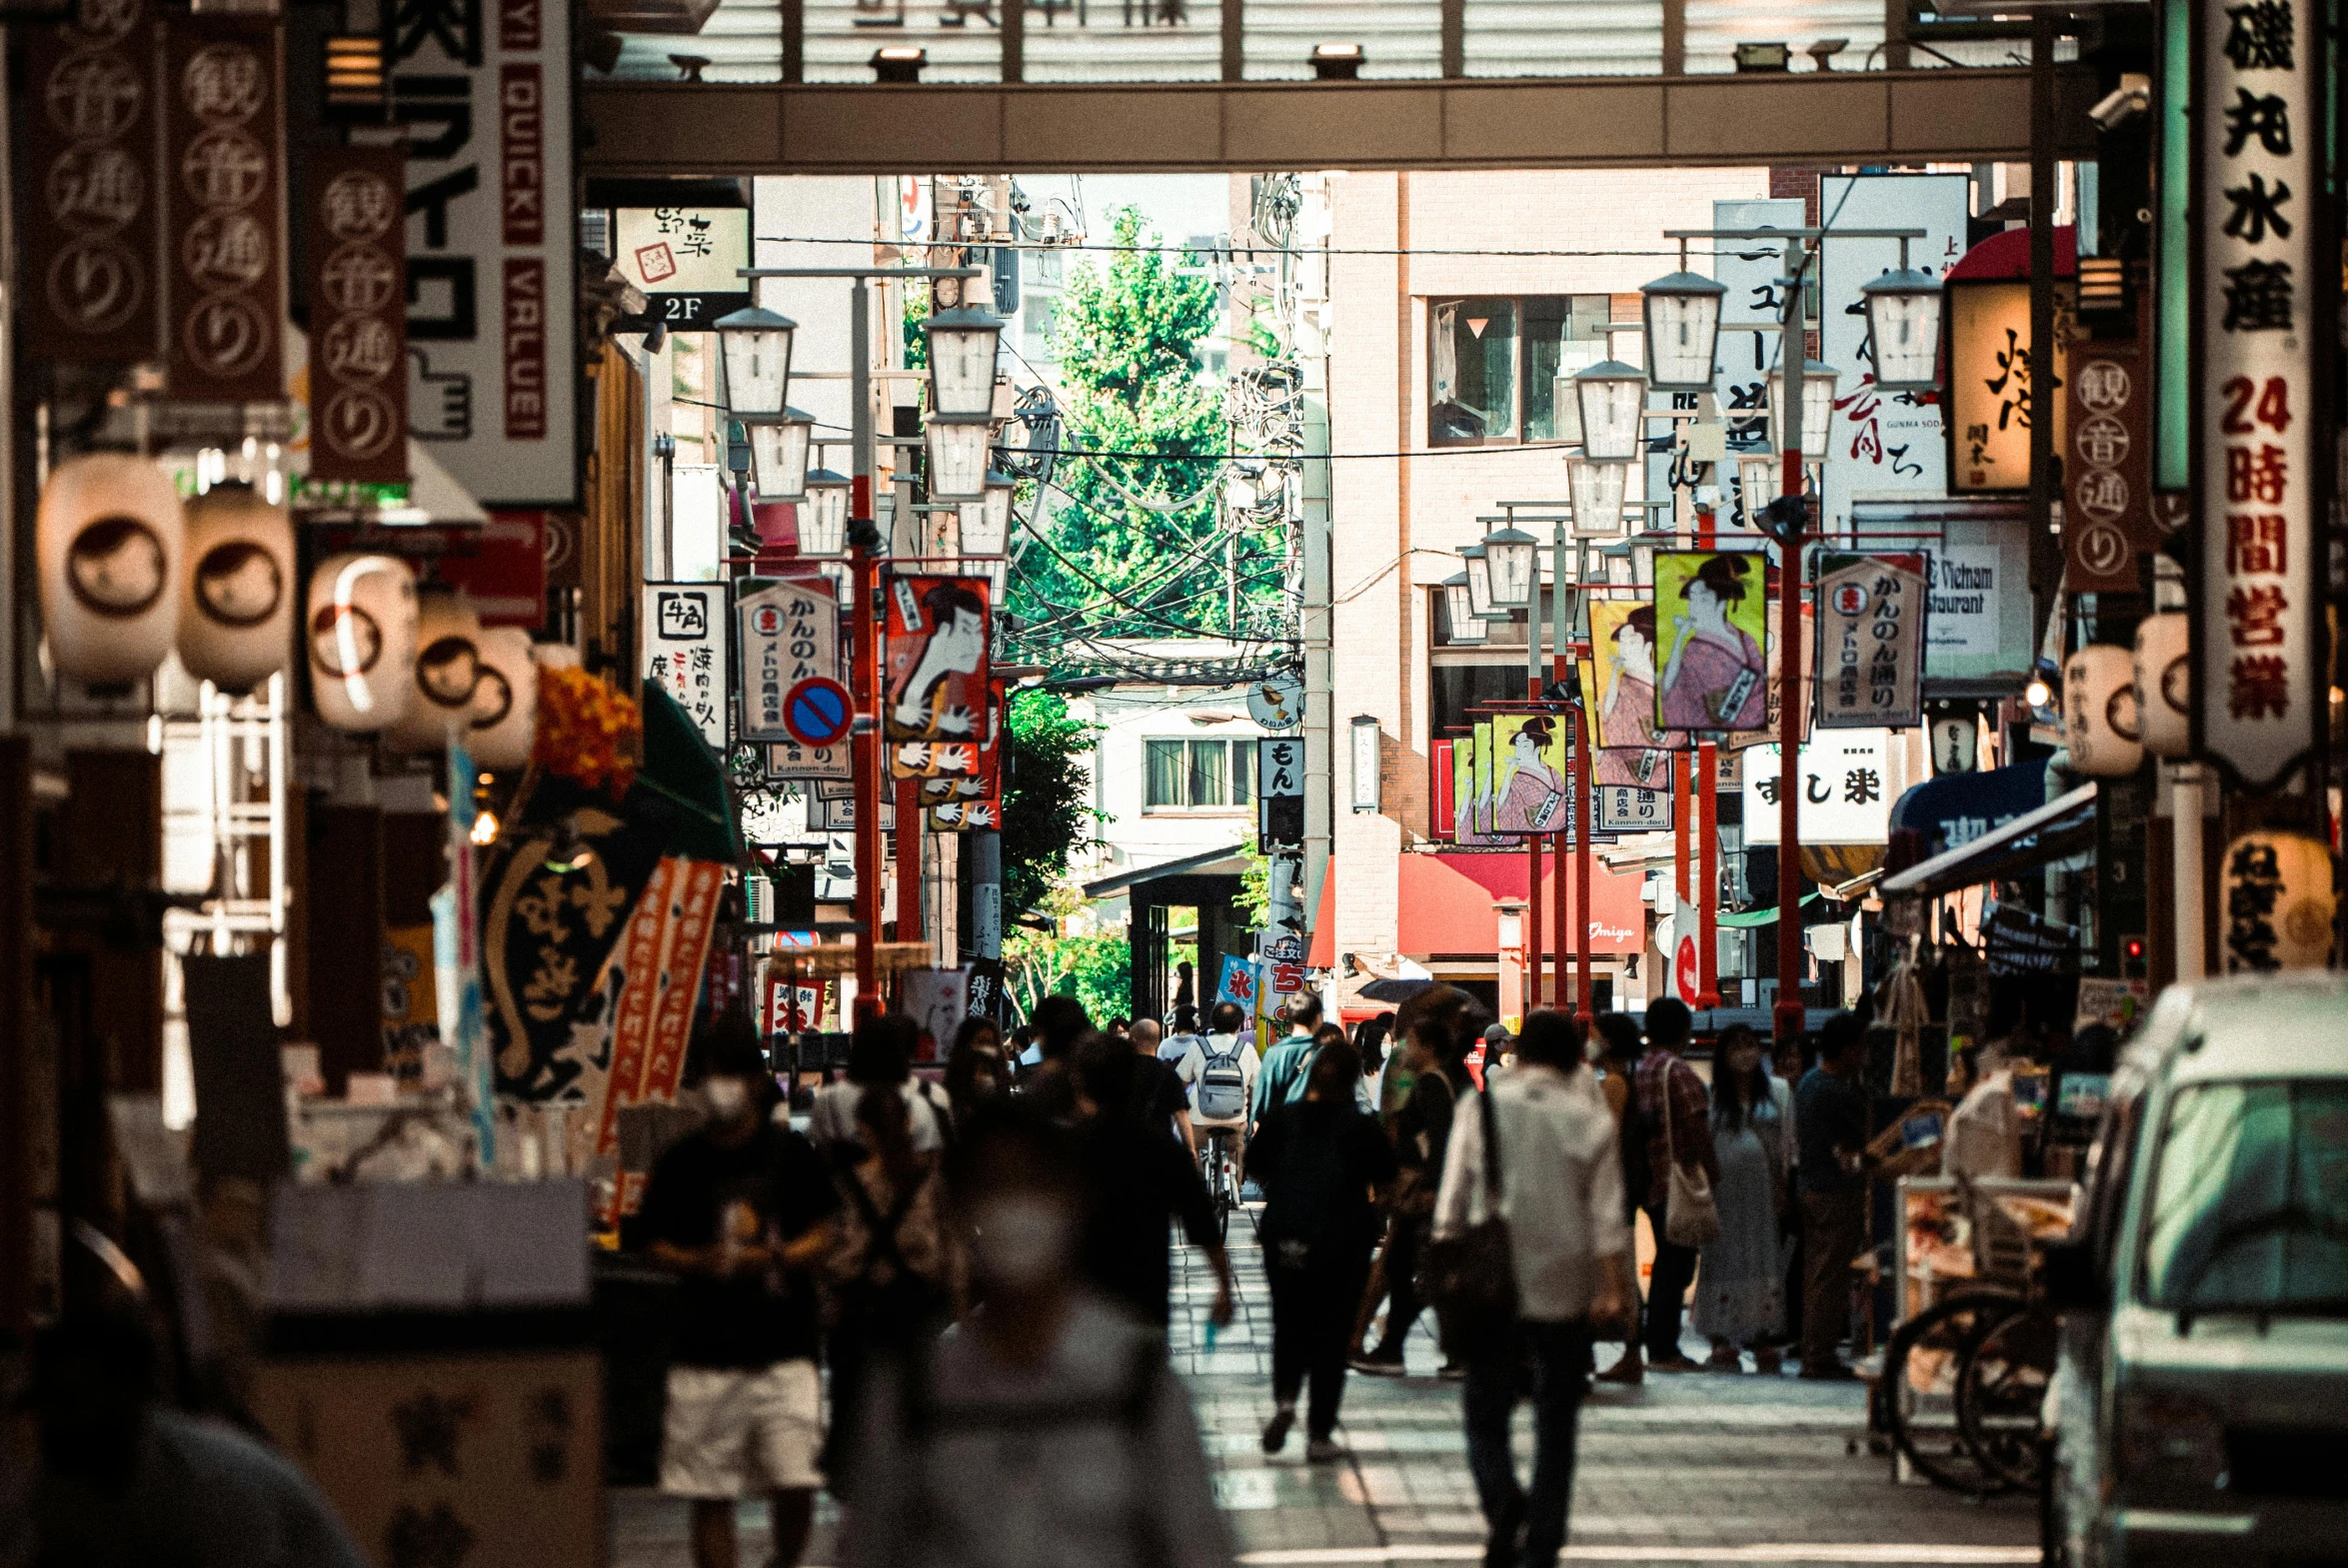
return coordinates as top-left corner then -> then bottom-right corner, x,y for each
739,265 -> 986,1019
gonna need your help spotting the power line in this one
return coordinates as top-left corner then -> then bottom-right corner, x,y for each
758,232 -> 1700,260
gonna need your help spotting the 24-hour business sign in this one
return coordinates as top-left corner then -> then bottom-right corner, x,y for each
395,0 -> 578,506
2192,0 -> 2330,788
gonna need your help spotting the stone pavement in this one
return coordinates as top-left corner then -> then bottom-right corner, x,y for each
611,1208 -> 2036,1567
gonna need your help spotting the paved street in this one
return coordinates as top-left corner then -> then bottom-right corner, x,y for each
611,1211 -> 2036,1567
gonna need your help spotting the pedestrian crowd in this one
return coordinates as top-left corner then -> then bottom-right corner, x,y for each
633,987 -> 1888,1568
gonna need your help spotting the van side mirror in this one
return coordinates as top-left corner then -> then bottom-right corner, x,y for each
2041,1238 -> 2104,1313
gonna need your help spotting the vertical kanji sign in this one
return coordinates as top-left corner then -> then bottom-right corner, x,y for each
1256,737 -> 1305,853
307,145 -> 409,484
1815,555 -> 1926,730
2192,0 -> 2331,786
2064,339 -> 2152,591
22,0 -> 160,362
642,583 -> 729,748
163,12 -> 284,402
736,578 -> 838,746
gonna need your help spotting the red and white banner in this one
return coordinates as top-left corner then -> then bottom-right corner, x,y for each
593,857 -> 728,1227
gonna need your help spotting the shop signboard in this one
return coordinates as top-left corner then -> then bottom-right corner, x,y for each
1853,500 -> 2036,687
1741,729 -> 1897,845
1257,737 -> 1304,852
163,12 -> 284,403
1943,274 -> 2074,495
643,583 -> 728,748
394,0 -> 579,506
1815,553 -> 1927,730
613,203 -> 752,331
2191,0 -> 2329,788
307,146 -> 410,485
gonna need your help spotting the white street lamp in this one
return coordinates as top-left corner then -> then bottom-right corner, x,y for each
1567,458 -> 1628,538
1482,525 -> 1538,610
747,408 -> 814,500
715,305 -> 797,418
959,470 -> 1016,556
1639,270 -> 1726,391
1461,543 -> 1504,621
1734,451 -> 1778,523
799,466 -> 852,556
1574,360 -> 1647,463
926,418 -> 991,502
1767,359 -> 1840,457
1441,572 -> 1486,644
924,306 -> 1005,419
1860,267 -> 1943,391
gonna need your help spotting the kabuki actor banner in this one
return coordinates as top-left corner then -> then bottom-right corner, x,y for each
1653,553 -> 1769,732
2192,0 -> 2331,787
928,678 -> 1007,831
643,584 -> 728,749
1579,599 -> 1669,786
1815,555 -> 1926,730
885,575 -> 991,776
393,0 -> 578,506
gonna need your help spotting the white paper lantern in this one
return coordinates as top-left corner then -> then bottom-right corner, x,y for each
178,485 -> 293,694
2223,829 -> 2336,971
469,628 -> 540,769
2133,613 -> 2191,759
2062,644 -> 2142,777
38,454 -> 184,684
307,553 -> 418,733
390,591 -> 486,752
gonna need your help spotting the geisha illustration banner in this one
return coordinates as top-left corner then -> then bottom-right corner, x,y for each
886,576 -> 991,780
1653,553 -> 1770,732
1452,726 -> 1504,847
1487,714 -> 1569,836
1579,600 -> 1670,786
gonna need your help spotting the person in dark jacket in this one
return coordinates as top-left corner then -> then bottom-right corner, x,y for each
1246,1041 -> 1398,1462
1070,1034 -> 1237,1334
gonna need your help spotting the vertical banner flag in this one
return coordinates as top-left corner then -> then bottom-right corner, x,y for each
307,145 -> 410,485
1487,714 -> 1568,835
643,583 -> 729,748
2064,339 -> 2153,590
1653,553 -> 1770,731
1579,599 -> 1669,787
394,0 -> 578,505
737,577 -> 839,744
599,858 -> 729,1225
163,13 -> 284,402
928,677 -> 1006,830
23,0 -> 159,361
1214,953 -> 1256,1009
2192,0 -> 2328,786
885,575 -> 991,780
1815,555 -> 1927,729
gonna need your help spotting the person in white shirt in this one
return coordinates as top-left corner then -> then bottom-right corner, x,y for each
1174,1001 -> 1259,1126
1434,1007 -> 1633,1568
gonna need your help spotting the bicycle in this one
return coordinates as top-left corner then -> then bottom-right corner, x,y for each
1197,1122 -> 1242,1241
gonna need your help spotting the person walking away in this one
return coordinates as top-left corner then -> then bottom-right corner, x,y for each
642,1012 -> 840,1568
822,1015 -> 957,1494
1628,998 -> 1717,1374
1019,994 -> 1095,1120
1127,1018 -> 1197,1156
1177,1000 -> 1257,1200
843,1099 -> 1236,1568
1434,1008 -> 1632,1568
1070,1034 -> 1238,1332
1589,1013 -> 1651,1384
1350,986 -> 1475,1374
1795,1013 -> 1870,1379
812,1011 -> 952,1156
945,1016 -> 1008,1128
1246,1042 -> 1397,1461
1692,1024 -> 1788,1373
1251,991 -> 1326,1124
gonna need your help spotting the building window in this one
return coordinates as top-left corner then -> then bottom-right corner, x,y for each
1144,738 -> 1252,811
1429,294 -> 1615,447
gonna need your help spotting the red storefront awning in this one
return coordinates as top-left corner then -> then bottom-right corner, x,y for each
1304,851 -> 1648,969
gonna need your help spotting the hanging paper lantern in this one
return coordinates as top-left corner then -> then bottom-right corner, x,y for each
307,554 -> 418,733
37,454 -> 184,684
469,628 -> 540,769
389,590 -> 486,752
2223,829 -> 2336,972
177,484 -> 293,694
2132,613 -> 2191,759
2062,644 -> 2142,778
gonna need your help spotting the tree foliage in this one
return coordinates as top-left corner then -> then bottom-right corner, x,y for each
1001,688 -> 1100,920
1003,880 -> 1131,1024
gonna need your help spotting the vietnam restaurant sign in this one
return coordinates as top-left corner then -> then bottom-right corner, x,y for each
2192,0 -> 2329,788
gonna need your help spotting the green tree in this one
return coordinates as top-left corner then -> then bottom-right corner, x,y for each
1004,881 -> 1131,1023
1001,688 -> 1100,920
1009,207 -> 1282,652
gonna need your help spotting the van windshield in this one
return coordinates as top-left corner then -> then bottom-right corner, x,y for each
2140,1078 -> 2348,1315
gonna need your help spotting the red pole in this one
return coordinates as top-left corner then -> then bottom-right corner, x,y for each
1672,746 -> 1691,965
1773,450 -> 1805,1044
851,514 -> 882,1021
1554,644 -> 1572,1013
1697,739 -> 1721,1011
1528,668 -> 1546,1010
1573,704 -> 1593,1023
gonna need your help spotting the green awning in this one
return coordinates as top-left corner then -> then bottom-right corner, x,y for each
1715,892 -> 1823,928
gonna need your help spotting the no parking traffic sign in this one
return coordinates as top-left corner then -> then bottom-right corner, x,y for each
784,678 -> 854,750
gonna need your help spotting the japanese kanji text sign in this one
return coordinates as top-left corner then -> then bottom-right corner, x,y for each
1594,784 -> 1670,832
2192,0 -> 2330,787
1256,736 -> 1305,852
1944,278 -> 2073,494
308,145 -> 409,484
1740,730 -> 1897,846
394,0 -> 578,505
613,204 -> 752,330
163,13 -> 283,402
22,0 -> 159,362
2063,338 -> 2152,590
736,578 -> 839,746
1815,554 -> 1926,730
643,583 -> 729,748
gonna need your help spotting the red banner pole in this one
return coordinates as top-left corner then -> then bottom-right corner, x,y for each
1697,739 -> 1721,1011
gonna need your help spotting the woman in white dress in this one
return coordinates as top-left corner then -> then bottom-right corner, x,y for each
1692,1024 -> 1789,1372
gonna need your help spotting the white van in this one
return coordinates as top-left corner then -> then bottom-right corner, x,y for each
2043,973 -> 2348,1567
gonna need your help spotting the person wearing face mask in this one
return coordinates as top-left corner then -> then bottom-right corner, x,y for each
640,1012 -> 840,1568
1691,1024 -> 1790,1374
843,1100 -> 1235,1568
1246,1040 -> 1397,1461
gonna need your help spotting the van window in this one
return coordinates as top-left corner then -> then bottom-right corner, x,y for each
2140,1078 -> 2348,1314
2083,1080 -> 2144,1280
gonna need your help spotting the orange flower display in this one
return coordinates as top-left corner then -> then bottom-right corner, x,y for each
532,665 -> 642,798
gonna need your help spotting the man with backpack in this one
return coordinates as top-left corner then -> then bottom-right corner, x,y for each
1251,991 -> 1326,1125
1175,1000 -> 1258,1130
